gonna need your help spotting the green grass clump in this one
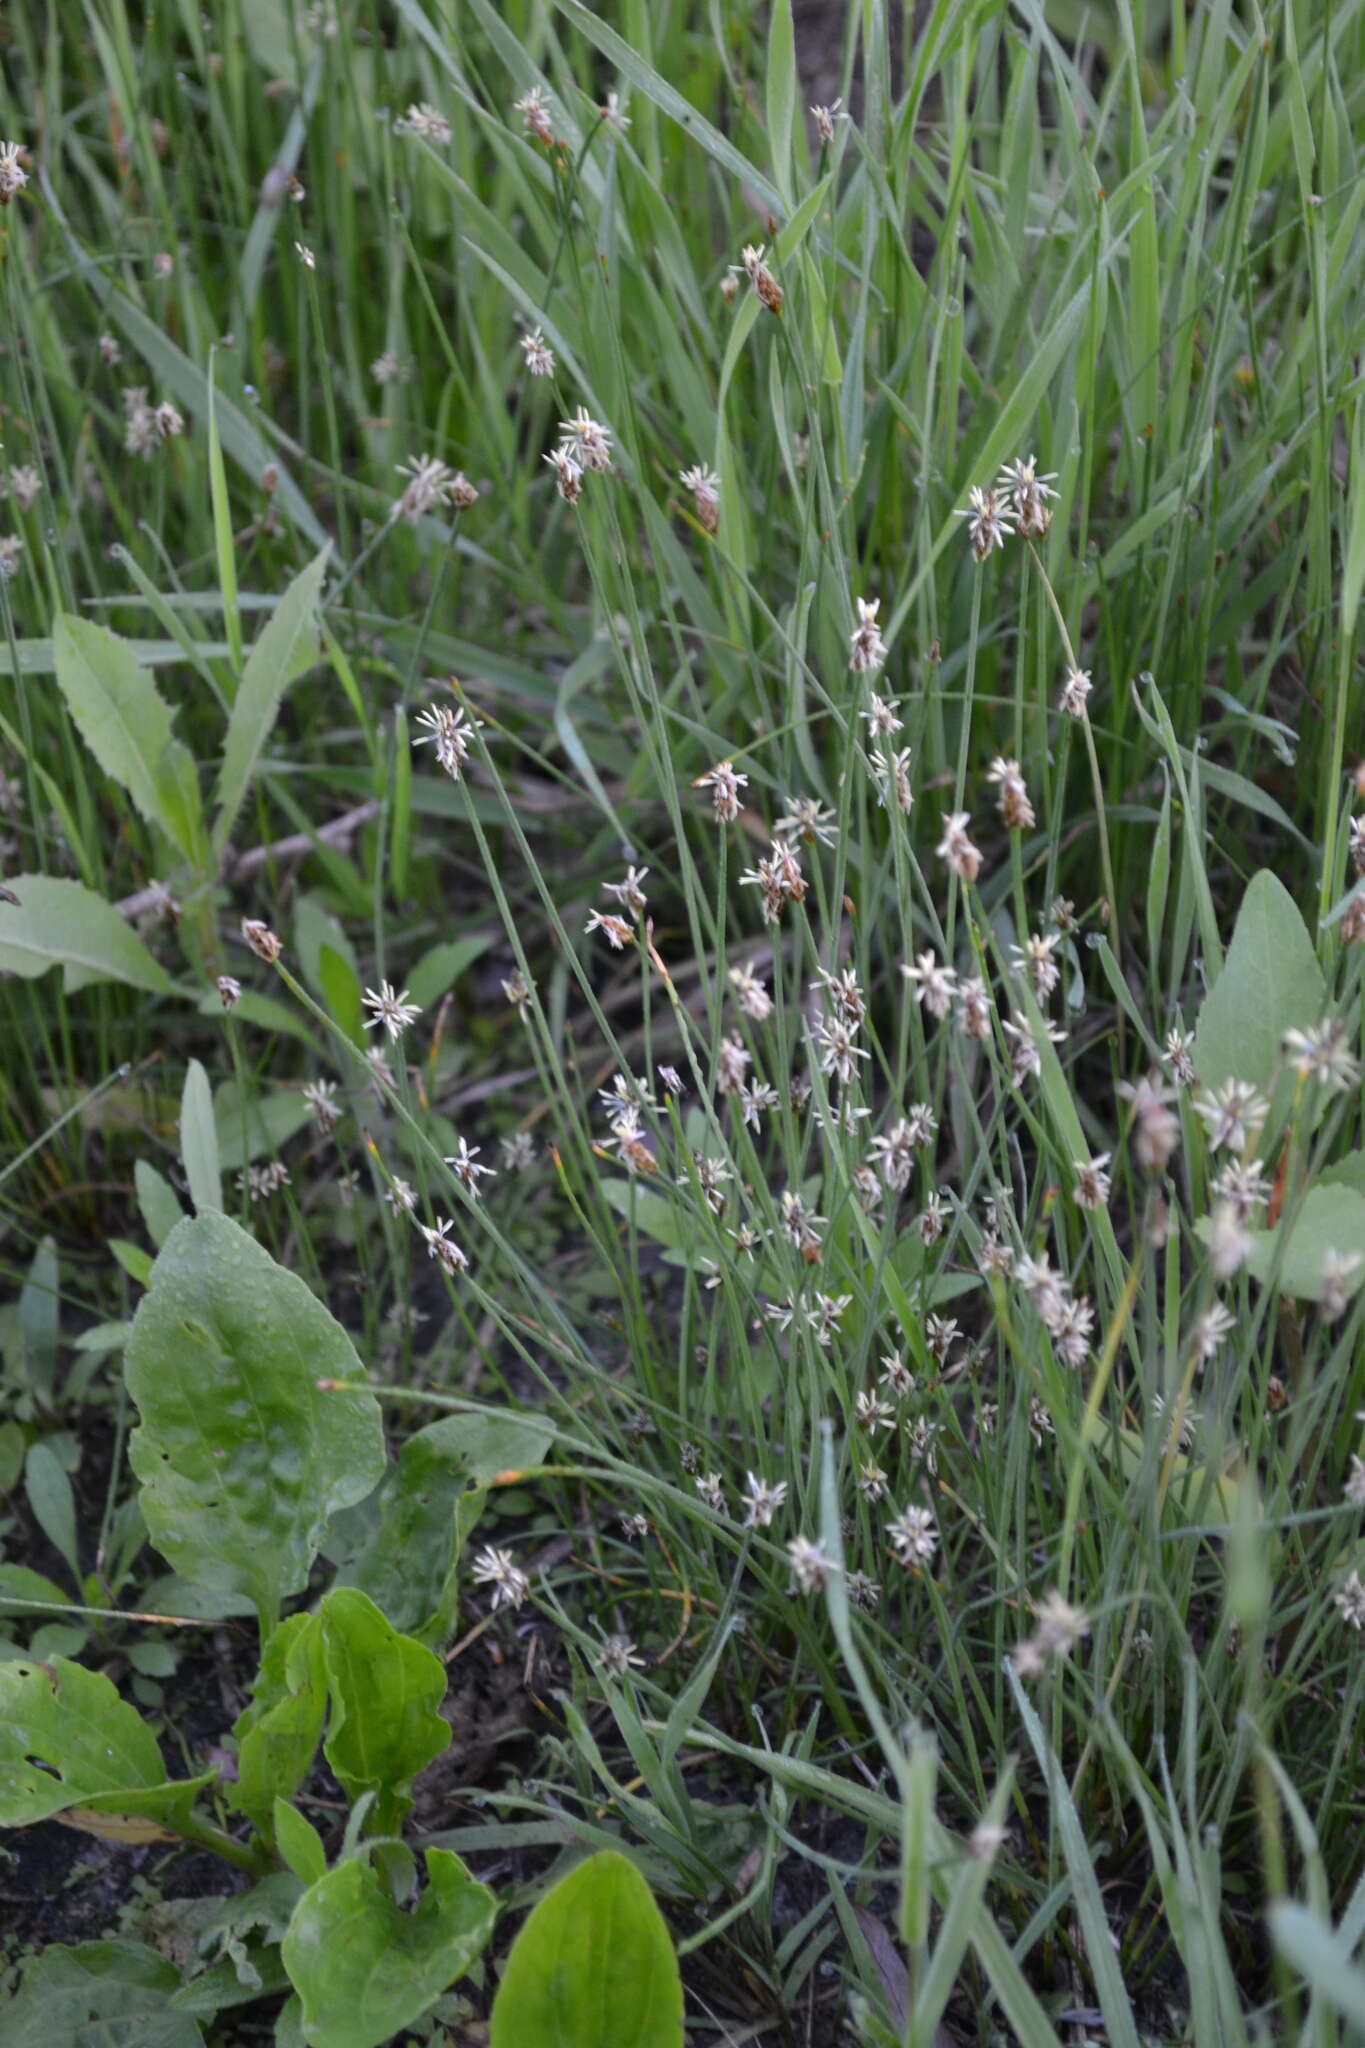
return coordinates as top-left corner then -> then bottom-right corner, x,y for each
3,0 -> 1365,2040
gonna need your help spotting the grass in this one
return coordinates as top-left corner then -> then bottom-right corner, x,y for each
2,0 -> 1365,2039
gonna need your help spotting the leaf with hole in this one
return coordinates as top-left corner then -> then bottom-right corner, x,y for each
0,1656 -> 216,1834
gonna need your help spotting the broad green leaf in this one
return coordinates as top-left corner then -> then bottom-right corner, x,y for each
15,1234 -> 60,1400
274,1799 -> 328,1886
320,1588 -> 450,1835
124,1213 -> 386,1631
52,616 -> 204,863
1191,870 -> 1324,1097
135,1161 -> 184,1248
330,1436 -> 486,1644
1322,1151 -> 1365,1195
212,547 -> 330,856
1240,1185 -> 1365,1306
329,1408 -> 550,1643
110,1238 -> 155,1287
24,1441 -> 81,1583
282,1848 -> 496,2048
180,1060 -> 222,1213
0,1656 -> 215,1834
406,935 -> 491,1011
0,1422 -> 26,1493
489,1850 -> 684,2048
4,1939 -> 206,2048
414,1410 -> 556,1487
231,1612 -> 328,1840
0,876 -> 175,996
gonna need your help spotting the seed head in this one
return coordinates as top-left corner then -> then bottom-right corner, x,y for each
1334,1570 -> 1365,1631
694,759 -> 748,822
786,1535 -> 833,1593
520,328 -> 555,377
936,811 -> 982,883
414,700 -> 483,782
1059,666 -> 1093,717
513,87 -> 554,144
0,141 -> 29,204
471,1545 -> 530,1609
733,243 -> 783,313
742,1472 -> 788,1528
810,98 -> 844,144
679,464 -> 720,531
886,1503 -> 938,1566
958,484 -> 1014,562
362,979 -> 421,1041
241,918 -> 282,963
558,408 -> 612,473
398,102 -> 453,144
849,597 -> 888,674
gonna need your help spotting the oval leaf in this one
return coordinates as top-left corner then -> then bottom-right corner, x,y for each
1240,1183 -> 1365,1305
124,1213 -> 386,1631
0,876 -> 174,995
1191,869 -> 1324,1096
489,1851 -> 684,2048
282,1848 -> 495,2048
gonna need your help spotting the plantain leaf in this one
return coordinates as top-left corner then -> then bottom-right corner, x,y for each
1191,869 -> 1324,1097
52,616 -> 204,863
212,547 -> 330,856
0,1656 -> 216,1834
124,1213 -> 386,1633
282,1849 -> 496,2048
0,876 -> 175,995
231,1611 -> 327,1841
489,1851 -> 684,2048
319,1588 -> 451,1836
4,1939 -> 206,2048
